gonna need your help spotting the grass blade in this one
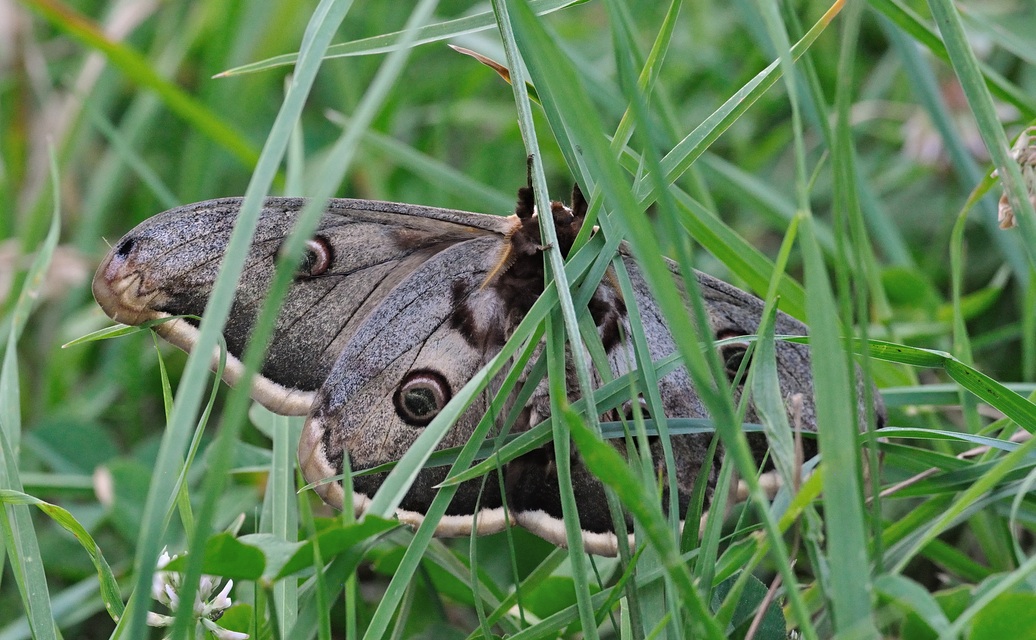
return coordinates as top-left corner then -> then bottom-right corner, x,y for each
216,0 -> 580,76
0,150 -> 62,640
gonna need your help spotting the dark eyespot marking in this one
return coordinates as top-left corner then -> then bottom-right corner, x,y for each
393,370 -> 452,427
296,237 -> 332,278
115,237 -> 135,257
716,329 -> 752,383
622,397 -> 651,421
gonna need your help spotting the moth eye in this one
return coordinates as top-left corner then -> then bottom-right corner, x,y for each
716,329 -> 752,383
297,237 -> 332,277
393,370 -> 452,426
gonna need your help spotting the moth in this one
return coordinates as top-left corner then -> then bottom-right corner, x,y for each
93,179 -> 880,556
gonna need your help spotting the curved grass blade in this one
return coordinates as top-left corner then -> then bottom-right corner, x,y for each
0,490 -> 124,622
879,384 -> 1036,408
889,421 -> 1036,574
859,340 -> 1036,431
448,45 -> 541,104
637,0 -> 845,206
216,0 -> 581,77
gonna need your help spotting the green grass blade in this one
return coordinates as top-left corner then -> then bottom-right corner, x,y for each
80,100 -> 180,211
323,112 -> 514,212
0,490 -> 123,622
0,149 -> 62,640
859,339 -> 1036,429
216,0 -> 580,76
492,1 -> 617,634
801,213 -> 876,635
881,21 -> 1027,281
0,427 -> 58,640
879,384 -> 1036,408
637,0 -> 844,205
543,319 -> 601,639
269,414 -> 302,636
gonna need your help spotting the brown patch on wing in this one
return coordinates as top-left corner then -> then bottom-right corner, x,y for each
449,280 -> 480,341
387,225 -> 483,256
450,279 -> 508,350
320,427 -> 345,476
388,228 -> 437,251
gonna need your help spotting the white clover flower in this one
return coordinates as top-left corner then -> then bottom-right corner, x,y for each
146,546 -> 247,640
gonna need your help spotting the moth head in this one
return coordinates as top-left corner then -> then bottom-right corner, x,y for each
393,369 -> 452,426
93,220 -> 183,324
